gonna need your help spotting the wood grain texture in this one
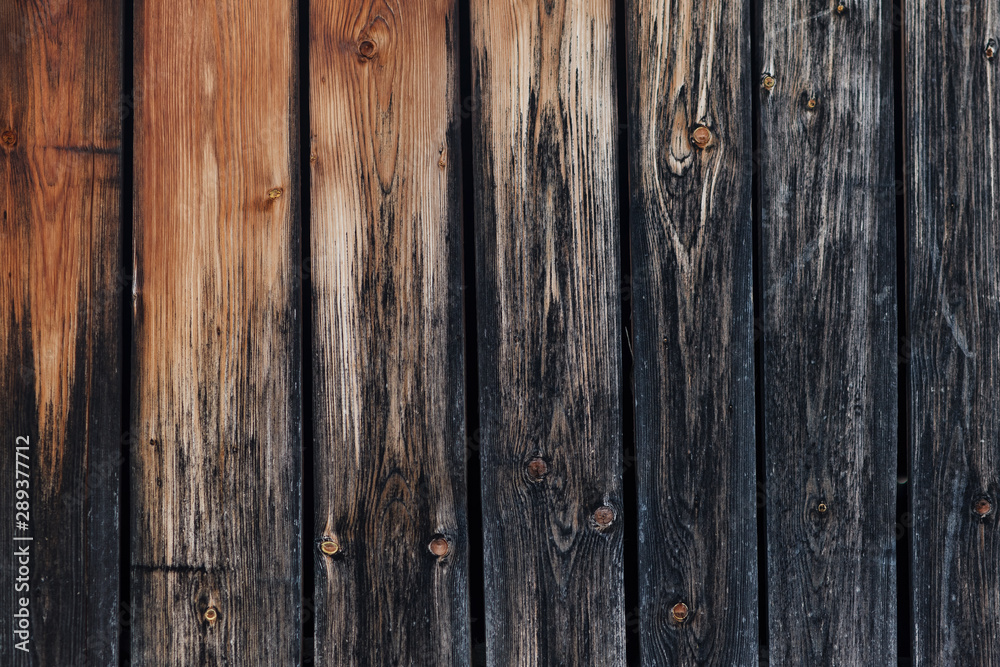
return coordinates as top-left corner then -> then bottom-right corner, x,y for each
470,0 -> 625,663
309,1 -> 469,664
0,0 -> 121,663
626,0 -> 757,663
131,1 -> 301,664
758,0 -> 898,663
907,2 -> 1000,664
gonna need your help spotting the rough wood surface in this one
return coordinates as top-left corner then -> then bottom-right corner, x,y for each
470,0 -> 625,663
758,0 -> 898,663
0,1 -> 122,663
907,3 -> 1000,664
308,1 -> 469,664
131,1 -> 301,663
626,0 -> 758,664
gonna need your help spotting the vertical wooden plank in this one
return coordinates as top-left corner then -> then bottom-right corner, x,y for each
471,0 -> 625,663
131,1 -> 301,663
0,1 -> 121,663
308,1 -> 469,664
907,3 -> 1000,663
626,0 -> 757,663
758,0 -> 898,663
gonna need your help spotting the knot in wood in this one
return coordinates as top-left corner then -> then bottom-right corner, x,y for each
974,498 -> 992,517
691,126 -> 712,149
319,539 -> 340,556
527,457 -> 548,481
204,607 -> 218,623
359,39 -> 377,59
761,75 -> 776,91
670,602 -> 689,623
593,506 -> 615,528
1,130 -> 17,146
429,537 -> 450,557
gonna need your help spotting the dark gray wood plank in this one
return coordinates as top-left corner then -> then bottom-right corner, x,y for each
626,0 -> 757,663
758,0 -> 898,663
308,0 -> 470,664
470,0 -> 626,663
131,0 -> 301,663
907,2 -> 1000,663
0,1 -> 122,663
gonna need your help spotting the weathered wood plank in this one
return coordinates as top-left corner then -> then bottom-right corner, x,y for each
308,1 -> 470,664
907,3 -> 1000,663
626,0 -> 757,663
131,1 -> 301,663
758,0 -> 898,663
470,0 -> 625,663
0,1 -> 121,663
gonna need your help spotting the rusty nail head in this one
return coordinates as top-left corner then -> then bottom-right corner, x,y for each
359,40 -> 376,58
319,539 -> 339,556
975,498 -> 992,516
593,506 -> 615,528
762,75 -> 776,91
429,537 -> 450,557
204,607 -> 218,622
527,457 -> 548,480
691,126 -> 712,149
671,602 -> 689,623
2,130 -> 16,146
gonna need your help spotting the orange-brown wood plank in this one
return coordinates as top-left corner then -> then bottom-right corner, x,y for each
131,1 -> 301,663
0,1 -> 122,663
308,1 -> 470,663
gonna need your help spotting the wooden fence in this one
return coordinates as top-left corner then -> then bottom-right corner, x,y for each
0,0 -> 996,664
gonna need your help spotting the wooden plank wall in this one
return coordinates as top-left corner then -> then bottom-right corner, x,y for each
626,0 -> 758,663
10,0 -> 1000,665
758,0 -> 899,663
907,1 -> 1000,664
0,1 -> 122,664
308,0 -> 470,663
131,0 -> 301,663
470,0 -> 626,663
